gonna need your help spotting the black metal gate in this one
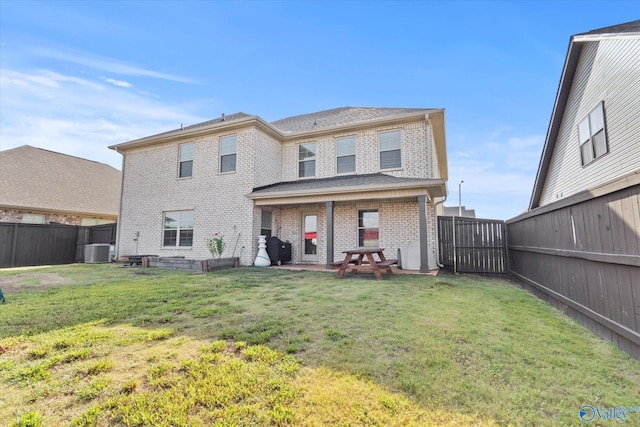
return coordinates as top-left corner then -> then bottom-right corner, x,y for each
438,216 -> 507,274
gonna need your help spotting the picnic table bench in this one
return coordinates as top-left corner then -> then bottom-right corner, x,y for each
331,248 -> 397,280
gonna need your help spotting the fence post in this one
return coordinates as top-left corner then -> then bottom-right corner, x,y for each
452,216 -> 457,274
10,223 -> 19,268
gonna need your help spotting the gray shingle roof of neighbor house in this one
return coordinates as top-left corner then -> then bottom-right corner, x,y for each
0,145 -> 121,216
529,19 -> 640,210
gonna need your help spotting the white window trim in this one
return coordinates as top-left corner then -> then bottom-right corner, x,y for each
378,129 -> 402,170
162,210 -> 194,248
298,142 -> 317,179
357,209 -> 380,248
578,101 -> 608,166
336,135 -> 356,175
219,134 -> 237,174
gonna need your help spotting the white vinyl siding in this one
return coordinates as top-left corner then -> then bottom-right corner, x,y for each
539,38 -> 640,206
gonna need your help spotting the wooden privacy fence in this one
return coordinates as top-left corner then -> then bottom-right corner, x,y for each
507,174 -> 640,358
0,222 -> 116,268
438,216 -> 508,274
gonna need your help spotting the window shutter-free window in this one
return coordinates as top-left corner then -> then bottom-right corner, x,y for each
179,143 -> 194,178
379,130 -> 401,169
358,210 -> 379,247
336,136 -> 356,174
578,102 -> 607,166
163,210 -> 194,247
298,143 -> 316,178
220,135 -> 237,173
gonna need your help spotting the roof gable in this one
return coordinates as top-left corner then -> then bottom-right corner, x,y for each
0,146 -> 121,216
529,20 -> 640,209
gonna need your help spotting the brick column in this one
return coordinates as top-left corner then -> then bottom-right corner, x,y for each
418,195 -> 429,273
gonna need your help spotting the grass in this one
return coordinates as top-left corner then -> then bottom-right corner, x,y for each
0,264 -> 638,426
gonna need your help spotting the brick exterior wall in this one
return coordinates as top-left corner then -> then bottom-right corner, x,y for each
116,117 -> 442,269
0,208 -> 115,226
281,121 -> 432,181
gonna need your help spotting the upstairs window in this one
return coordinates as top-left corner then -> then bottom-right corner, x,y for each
336,136 -> 356,174
578,102 -> 608,166
298,142 -> 316,178
179,143 -> 194,178
163,210 -> 194,247
379,130 -> 401,169
358,209 -> 379,247
220,135 -> 237,173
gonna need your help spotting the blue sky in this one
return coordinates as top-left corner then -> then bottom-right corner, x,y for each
1,1 -> 638,219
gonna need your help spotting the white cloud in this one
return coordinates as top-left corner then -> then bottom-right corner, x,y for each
102,77 -> 133,88
0,68 -> 206,169
447,131 -> 543,220
29,46 -> 196,84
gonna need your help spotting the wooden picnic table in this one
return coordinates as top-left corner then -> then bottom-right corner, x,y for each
332,248 -> 397,280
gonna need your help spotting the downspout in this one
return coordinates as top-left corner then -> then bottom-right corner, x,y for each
433,195 -> 447,268
114,146 -> 126,261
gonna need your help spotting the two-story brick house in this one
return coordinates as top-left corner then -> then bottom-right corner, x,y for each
110,107 -> 448,272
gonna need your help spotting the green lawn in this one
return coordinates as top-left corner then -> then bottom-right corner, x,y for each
0,264 -> 638,426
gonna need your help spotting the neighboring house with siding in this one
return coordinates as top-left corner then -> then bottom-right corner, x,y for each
509,20 -> 640,358
110,107 -> 448,272
530,20 -> 640,209
0,145 -> 120,225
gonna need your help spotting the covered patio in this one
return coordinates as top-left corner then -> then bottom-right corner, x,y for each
248,173 -> 446,273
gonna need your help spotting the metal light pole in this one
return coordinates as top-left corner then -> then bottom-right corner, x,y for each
458,180 -> 464,217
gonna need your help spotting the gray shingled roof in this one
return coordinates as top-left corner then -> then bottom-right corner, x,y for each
182,112 -> 253,131
578,19 -> 640,36
270,106 -> 434,133
0,146 -> 121,216
251,173 -> 442,195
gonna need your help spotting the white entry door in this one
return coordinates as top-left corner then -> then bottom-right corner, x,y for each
302,213 -> 318,262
